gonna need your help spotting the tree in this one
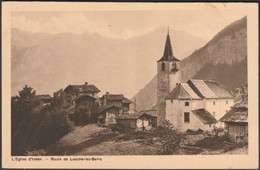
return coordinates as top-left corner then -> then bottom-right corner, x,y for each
155,120 -> 183,155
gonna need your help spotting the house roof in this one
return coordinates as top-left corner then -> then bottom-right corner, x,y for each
97,105 -> 121,115
187,79 -> 233,99
192,109 -> 217,124
219,107 -> 248,123
102,94 -> 132,103
139,110 -> 158,117
102,94 -> 125,101
36,94 -> 52,100
157,31 -> 180,62
117,111 -> 157,120
122,98 -> 133,104
166,83 -> 201,100
220,101 -> 248,123
64,84 -> 100,93
75,95 -> 97,103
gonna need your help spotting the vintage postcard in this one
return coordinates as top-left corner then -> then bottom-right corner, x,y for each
2,2 -> 259,169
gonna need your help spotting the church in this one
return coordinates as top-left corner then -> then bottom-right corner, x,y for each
157,30 -> 234,132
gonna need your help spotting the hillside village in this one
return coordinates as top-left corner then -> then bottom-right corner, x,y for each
11,19 -> 248,156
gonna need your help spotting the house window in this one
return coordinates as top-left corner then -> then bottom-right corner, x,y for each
209,124 -> 211,127
185,102 -> 189,106
184,112 -> 190,123
213,112 -> 215,117
161,62 -> 165,71
226,101 -> 228,104
171,100 -> 173,103
213,101 -> 215,105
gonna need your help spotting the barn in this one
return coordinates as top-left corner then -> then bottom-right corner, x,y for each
220,101 -> 248,143
116,111 -> 157,131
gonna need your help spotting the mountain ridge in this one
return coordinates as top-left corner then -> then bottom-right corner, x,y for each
132,16 -> 247,111
11,27 -> 206,98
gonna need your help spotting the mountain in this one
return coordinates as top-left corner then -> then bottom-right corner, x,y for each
11,27 -> 206,98
132,16 -> 247,111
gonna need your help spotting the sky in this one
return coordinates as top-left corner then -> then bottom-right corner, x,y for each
11,7 -> 247,41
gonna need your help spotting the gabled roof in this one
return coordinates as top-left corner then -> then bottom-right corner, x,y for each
102,94 -> 125,101
122,98 -> 133,104
64,84 -> 100,93
157,31 -> 180,62
117,112 -> 157,120
36,94 -> 52,100
102,94 -> 132,103
166,83 -> 201,100
219,107 -> 248,123
187,79 -> 233,99
220,101 -> 248,123
97,105 -> 121,115
139,109 -> 158,117
75,95 -> 97,103
204,80 -> 233,99
192,109 -> 217,124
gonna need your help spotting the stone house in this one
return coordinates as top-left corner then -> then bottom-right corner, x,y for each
117,111 -> 157,131
64,82 -> 100,106
220,101 -> 248,143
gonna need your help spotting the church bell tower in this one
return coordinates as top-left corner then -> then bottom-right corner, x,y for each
157,29 -> 181,125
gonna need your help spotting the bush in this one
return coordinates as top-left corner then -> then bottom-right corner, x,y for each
155,120 -> 183,155
212,126 -> 224,137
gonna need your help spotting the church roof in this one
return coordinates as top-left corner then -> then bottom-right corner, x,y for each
166,83 -> 201,100
167,79 -> 233,100
192,109 -> 217,124
187,79 -> 233,99
157,31 -> 180,62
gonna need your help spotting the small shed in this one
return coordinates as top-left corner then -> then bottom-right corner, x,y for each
117,112 -> 157,131
220,102 -> 248,143
97,105 -> 121,125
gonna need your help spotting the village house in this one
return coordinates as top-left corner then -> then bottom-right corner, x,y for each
116,110 -> 157,131
75,95 -> 97,118
36,94 -> 52,106
100,92 -> 132,112
157,30 -> 234,132
64,82 -> 100,106
96,92 -> 133,125
220,101 -> 248,143
96,105 -> 121,125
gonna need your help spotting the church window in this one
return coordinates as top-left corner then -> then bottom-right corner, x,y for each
213,112 -> 215,117
161,62 -> 165,71
226,101 -> 228,104
185,102 -> 189,106
184,112 -> 190,123
213,101 -> 216,105
171,100 -> 173,103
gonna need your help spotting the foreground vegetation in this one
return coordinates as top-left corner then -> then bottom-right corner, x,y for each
11,85 -> 75,155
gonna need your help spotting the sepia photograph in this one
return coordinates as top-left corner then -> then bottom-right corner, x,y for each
2,2 -> 258,169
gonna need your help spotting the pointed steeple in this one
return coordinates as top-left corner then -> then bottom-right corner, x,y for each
157,28 -> 180,62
